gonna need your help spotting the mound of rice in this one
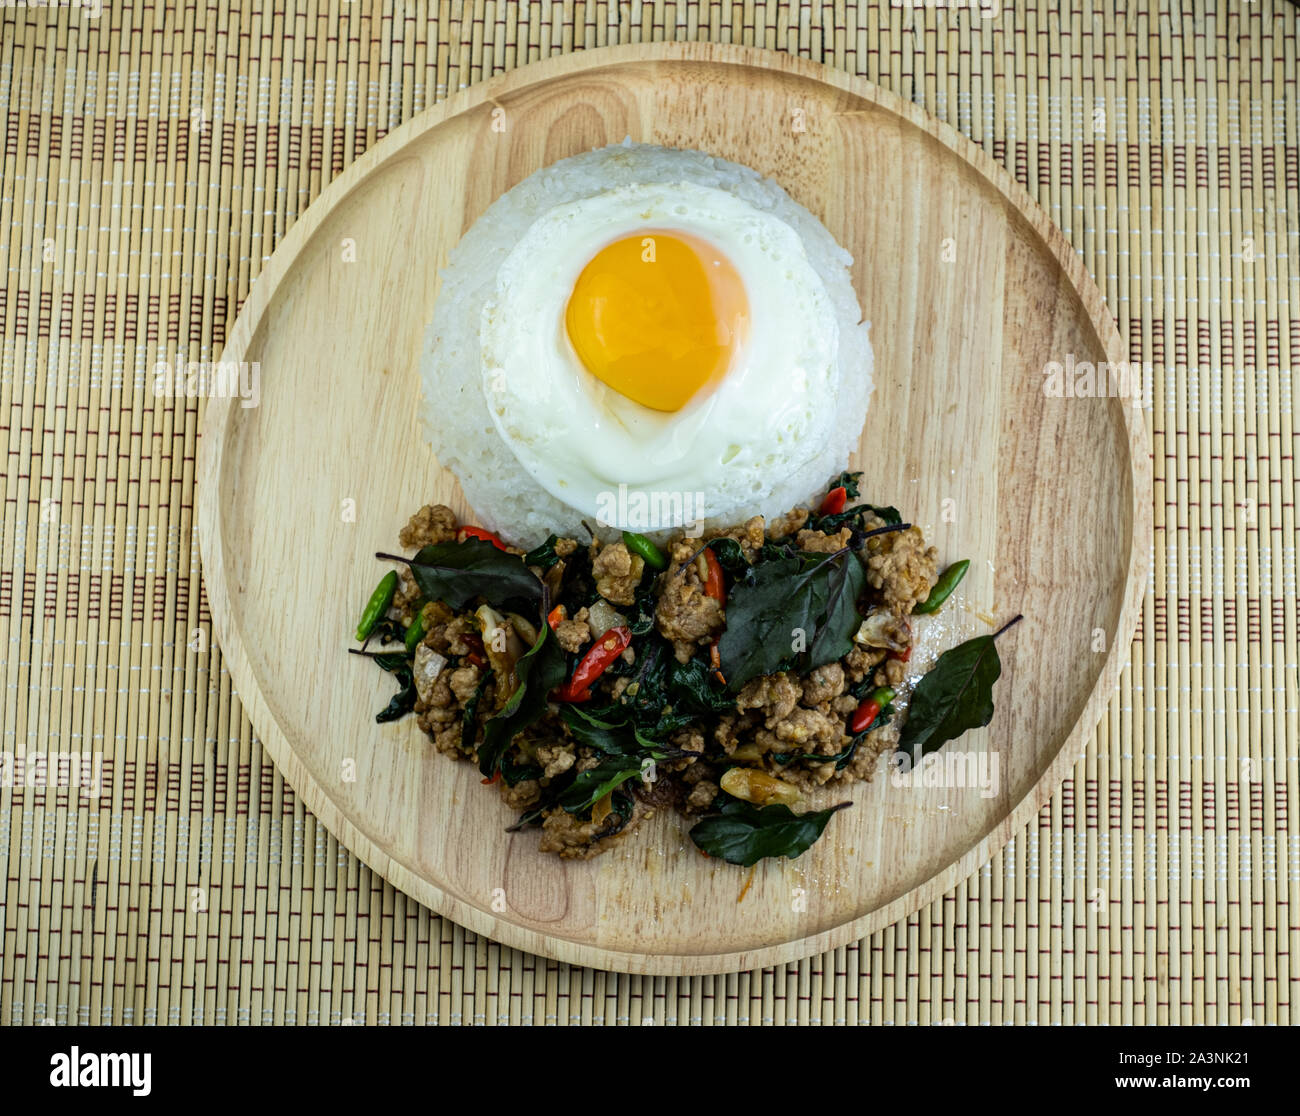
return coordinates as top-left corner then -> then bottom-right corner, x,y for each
420,139 -> 872,546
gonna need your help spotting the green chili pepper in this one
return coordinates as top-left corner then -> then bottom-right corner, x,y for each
913,559 -> 970,615
404,607 -> 426,653
356,570 -> 398,641
622,530 -> 668,571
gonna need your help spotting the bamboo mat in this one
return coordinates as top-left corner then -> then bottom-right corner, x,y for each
0,0 -> 1296,1026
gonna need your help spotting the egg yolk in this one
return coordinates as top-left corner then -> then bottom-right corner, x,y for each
564,231 -> 749,412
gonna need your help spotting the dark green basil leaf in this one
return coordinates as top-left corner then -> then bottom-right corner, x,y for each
523,534 -> 561,571
715,556 -> 806,687
556,546 -> 599,614
689,797 -> 852,866
808,502 -> 902,535
618,638 -> 671,723
706,537 -> 750,577
897,633 -> 1001,764
667,656 -> 734,715
558,755 -> 645,814
500,751 -> 542,787
561,704 -> 639,755
371,653 -> 417,723
477,625 -> 568,776
606,786 -> 637,832
832,471 -> 863,499
805,548 -> 867,667
460,671 -> 492,753
716,550 -> 865,692
408,538 -> 543,610
625,578 -> 658,636
561,704 -> 687,763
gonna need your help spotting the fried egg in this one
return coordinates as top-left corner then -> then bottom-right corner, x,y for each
423,142 -> 872,544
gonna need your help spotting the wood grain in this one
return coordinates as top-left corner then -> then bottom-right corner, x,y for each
197,42 -> 1151,975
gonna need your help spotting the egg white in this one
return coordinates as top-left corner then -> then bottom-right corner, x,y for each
479,180 -> 842,533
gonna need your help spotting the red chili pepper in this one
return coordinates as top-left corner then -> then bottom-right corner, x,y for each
850,686 -> 895,734
850,697 -> 882,735
557,626 -> 632,703
819,485 -> 847,516
547,604 -> 566,631
703,547 -> 726,604
889,646 -> 912,664
458,525 -> 509,551
481,771 -> 501,786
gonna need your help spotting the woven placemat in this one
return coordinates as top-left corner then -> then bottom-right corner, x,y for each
1,0 -> 1295,1026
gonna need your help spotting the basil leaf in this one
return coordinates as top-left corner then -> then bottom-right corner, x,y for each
667,656 -> 734,715
716,550 -> 865,692
561,704 -> 686,764
571,635 -> 728,743
805,548 -> 867,667
715,556 -> 806,687
556,546 -> 599,614
523,534 -> 561,571
832,470 -> 863,499
706,537 -> 749,577
476,624 -> 568,776
618,638 -> 671,722
500,751 -> 542,787
625,578 -> 658,636
371,653 -> 417,723
897,633 -> 1001,763
689,798 -> 852,866
558,755 -> 645,814
807,501 -> 902,535
460,672 -> 492,753
407,538 -> 543,610
607,786 -> 637,831
561,704 -> 639,755
757,540 -> 798,561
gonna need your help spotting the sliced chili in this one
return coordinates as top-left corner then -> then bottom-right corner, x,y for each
819,485 -> 848,516
547,604 -> 567,631
703,547 -> 726,604
557,626 -> 632,703
458,525 -> 510,551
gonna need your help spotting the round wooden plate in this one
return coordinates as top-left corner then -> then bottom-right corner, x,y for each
198,42 -> 1150,975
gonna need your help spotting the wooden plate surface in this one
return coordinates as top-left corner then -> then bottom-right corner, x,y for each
198,42 -> 1151,975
